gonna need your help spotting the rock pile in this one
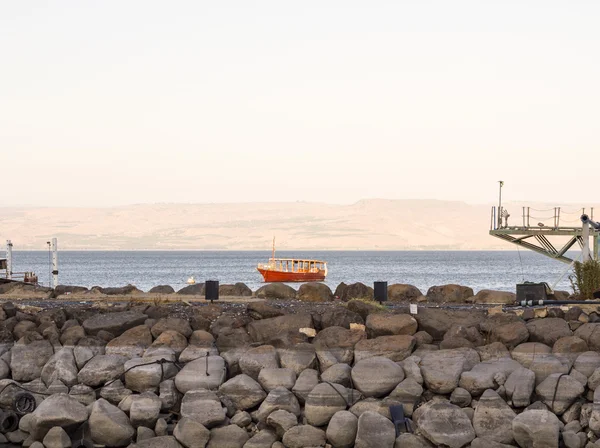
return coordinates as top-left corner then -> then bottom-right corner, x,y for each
0,299 -> 599,447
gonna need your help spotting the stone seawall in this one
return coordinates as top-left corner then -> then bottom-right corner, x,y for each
0,282 -> 595,447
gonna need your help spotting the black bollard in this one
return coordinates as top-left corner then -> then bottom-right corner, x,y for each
205,280 -> 219,303
374,281 -> 388,303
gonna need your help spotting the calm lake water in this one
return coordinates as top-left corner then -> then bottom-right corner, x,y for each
6,251 -> 577,294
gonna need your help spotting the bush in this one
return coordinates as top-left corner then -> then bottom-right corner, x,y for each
570,259 -> 600,299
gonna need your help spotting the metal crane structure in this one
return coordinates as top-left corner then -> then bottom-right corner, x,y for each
489,181 -> 599,264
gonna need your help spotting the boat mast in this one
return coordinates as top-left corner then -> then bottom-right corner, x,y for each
271,236 -> 276,260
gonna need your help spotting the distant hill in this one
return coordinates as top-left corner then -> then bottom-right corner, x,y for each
0,200 -> 596,250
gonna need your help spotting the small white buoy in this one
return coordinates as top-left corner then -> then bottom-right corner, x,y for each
187,276 -> 196,285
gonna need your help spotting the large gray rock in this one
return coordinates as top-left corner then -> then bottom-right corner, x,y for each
355,411 -> 396,448
124,350 -> 178,393
175,356 -> 226,393
292,369 -> 319,404
278,343 -> 317,375
29,393 -> 89,440
40,347 -> 78,387
365,313 -> 418,338
459,359 -> 522,396
414,308 -> 485,340
11,339 -> 54,382
504,367 -> 535,408
326,410 -> 357,448
173,417 -> 210,448
535,374 -> 585,415
426,284 -> 474,303
105,325 -> 153,358
258,368 -> 296,392
219,374 -> 267,410
129,392 -> 162,428
420,350 -> 468,394
243,429 -> 278,448
282,425 -> 326,448
526,318 -> 572,347
389,378 -> 423,417
354,335 -> 415,363
133,436 -> 183,448
256,386 -> 301,422
207,424 -> 249,448
472,389 -> 516,444
151,318 -> 193,338
416,401 -> 476,448
489,320 -> 529,349
297,282 -> 334,302
82,311 -> 147,336
352,356 -> 404,397
573,351 -> 600,377
387,284 -> 422,302
77,354 -> 127,387
314,326 -> 365,370
305,382 -> 348,426
512,410 -> 560,448
321,363 -> 352,387
394,434 -> 436,447
255,283 -> 297,299
73,336 -> 105,369
528,354 -> 570,386
247,314 -> 313,343
472,289 -> 516,304
89,398 -> 135,447
266,409 -> 297,438
180,390 -> 226,428
239,346 -> 279,380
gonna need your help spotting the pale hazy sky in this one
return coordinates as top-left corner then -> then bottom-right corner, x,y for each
1,1 -> 598,207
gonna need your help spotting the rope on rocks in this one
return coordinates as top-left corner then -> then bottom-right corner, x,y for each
313,350 -> 362,409
551,373 -> 567,411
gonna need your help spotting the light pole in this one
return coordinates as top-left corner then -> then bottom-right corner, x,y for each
498,181 -> 504,228
47,241 -> 51,288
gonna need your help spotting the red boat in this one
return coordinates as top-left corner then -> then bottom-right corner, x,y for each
257,239 -> 328,282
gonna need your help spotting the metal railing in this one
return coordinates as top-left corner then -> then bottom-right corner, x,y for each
491,206 -> 594,230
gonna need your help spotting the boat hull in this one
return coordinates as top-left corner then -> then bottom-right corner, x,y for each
257,268 -> 326,283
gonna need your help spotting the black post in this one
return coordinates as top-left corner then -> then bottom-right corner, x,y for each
374,281 -> 388,303
205,280 -> 219,303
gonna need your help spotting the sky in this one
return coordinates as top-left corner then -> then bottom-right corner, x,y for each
1,1 -> 598,207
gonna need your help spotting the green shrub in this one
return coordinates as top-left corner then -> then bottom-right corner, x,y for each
570,259 -> 600,299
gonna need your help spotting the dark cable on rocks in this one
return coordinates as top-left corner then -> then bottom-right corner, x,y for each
205,352 -> 210,376
551,373 -> 567,411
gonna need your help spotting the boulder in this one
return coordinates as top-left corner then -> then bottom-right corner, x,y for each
313,326 -> 365,370
247,314 -> 313,344
29,393 -> 88,440
347,299 -> 386,320
105,325 -> 153,358
416,402 -> 476,448
151,330 -> 188,355
366,313 -> 417,338
535,374 -> 585,414
387,284 -> 422,302
526,318 -> 572,347
313,307 -> 364,330
256,386 -> 301,422
98,284 -> 143,295
351,356 -> 405,397
574,323 -> 600,350
258,368 -> 296,392
512,410 -> 560,448
129,392 -> 162,428
573,351 -> 600,377
180,390 -> 226,428
40,347 -> 78,387
282,425 -> 326,448
41,426 -> 71,448
472,389 -> 516,444
54,285 -> 88,295
148,285 -> 175,294
207,424 -> 249,448
246,302 -> 285,320
255,283 -> 297,300
239,345 -> 279,380
489,320 -> 529,349
177,283 -> 205,295
151,317 -> 193,338
266,409 -> 297,438
89,398 -> 135,447
82,311 -> 147,336
504,367 -> 535,408
321,363 -> 352,387
355,411 -> 396,448
10,339 -> 54,382
420,350 -> 469,394
124,350 -> 178,393
354,335 -> 415,363
414,308 -> 486,340
77,354 -> 127,387
335,282 -> 374,301
459,359 -> 522,396
278,343 -> 317,375
552,336 -> 588,361
426,284 -> 474,303
305,382 -> 348,426
292,369 -> 319,405
74,336 -> 106,370
219,283 -> 252,297
175,355 -> 226,393
472,289 -> 516,304
297,282 -> 334,302
174,417 -> 210,448
134,436 -> 183,447
219,374 -> 266,410
326,410 -> 358,448
243,429 -> 278,448
389,377 -> 423,416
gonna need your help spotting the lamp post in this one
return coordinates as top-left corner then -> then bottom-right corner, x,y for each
498,181 -> 504,229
